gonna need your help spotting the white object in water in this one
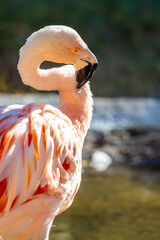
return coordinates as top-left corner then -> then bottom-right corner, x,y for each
92,151 -> 112,171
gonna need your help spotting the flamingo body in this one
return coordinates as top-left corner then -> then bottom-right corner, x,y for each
0,103 -> 81,239
0,25 -> 97,239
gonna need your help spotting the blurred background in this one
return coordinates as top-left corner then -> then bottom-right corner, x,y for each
1,1 -> 160,240
0,0 -> 160,96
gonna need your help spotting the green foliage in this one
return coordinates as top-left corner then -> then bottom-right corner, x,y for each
0,0 -> 160,96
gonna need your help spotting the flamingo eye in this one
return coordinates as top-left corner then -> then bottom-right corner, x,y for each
73,49 -> 79,53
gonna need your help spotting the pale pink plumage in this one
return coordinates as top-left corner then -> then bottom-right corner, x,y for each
0,25 -> 97,240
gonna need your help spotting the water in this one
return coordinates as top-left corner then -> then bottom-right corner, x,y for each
0,93 -> 160,131
51,167 -> 160,240
92,98 -> 160,132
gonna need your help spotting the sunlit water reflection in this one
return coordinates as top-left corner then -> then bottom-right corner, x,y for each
51,167 -> 160,240
0,94 -> 160,131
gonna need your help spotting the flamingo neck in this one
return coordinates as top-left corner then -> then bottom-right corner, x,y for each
59,83 -> 93,141
18,51 -> 76,91
18,49 -> 93,141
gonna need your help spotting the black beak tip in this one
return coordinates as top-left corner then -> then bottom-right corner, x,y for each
76,61 -> 98,89
94,63 -> 98,70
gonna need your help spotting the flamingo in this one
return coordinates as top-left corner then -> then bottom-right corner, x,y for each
0,25 -> 97,240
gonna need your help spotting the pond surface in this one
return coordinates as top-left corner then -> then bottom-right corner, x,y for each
0,94 -> 160,131
51,167 -> 160,240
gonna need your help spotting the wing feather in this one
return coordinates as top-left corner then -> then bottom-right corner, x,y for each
0,103 -> 79,214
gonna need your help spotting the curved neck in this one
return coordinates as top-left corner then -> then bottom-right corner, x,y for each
18,51 -> 93,141
18,51 -> 76,91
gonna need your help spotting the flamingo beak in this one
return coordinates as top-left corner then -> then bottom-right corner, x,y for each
76,60 -> 98,89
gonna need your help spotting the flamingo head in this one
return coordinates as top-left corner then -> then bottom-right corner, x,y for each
19,25 -> 98,90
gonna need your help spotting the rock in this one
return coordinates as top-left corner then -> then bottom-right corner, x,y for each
91,151 -> 112,171
83,128 -> 160,168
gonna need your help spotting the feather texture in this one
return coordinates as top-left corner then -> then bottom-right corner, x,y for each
0,103 -> 81,213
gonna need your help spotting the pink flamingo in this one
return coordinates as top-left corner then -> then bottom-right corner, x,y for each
0,25 -> 97,240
